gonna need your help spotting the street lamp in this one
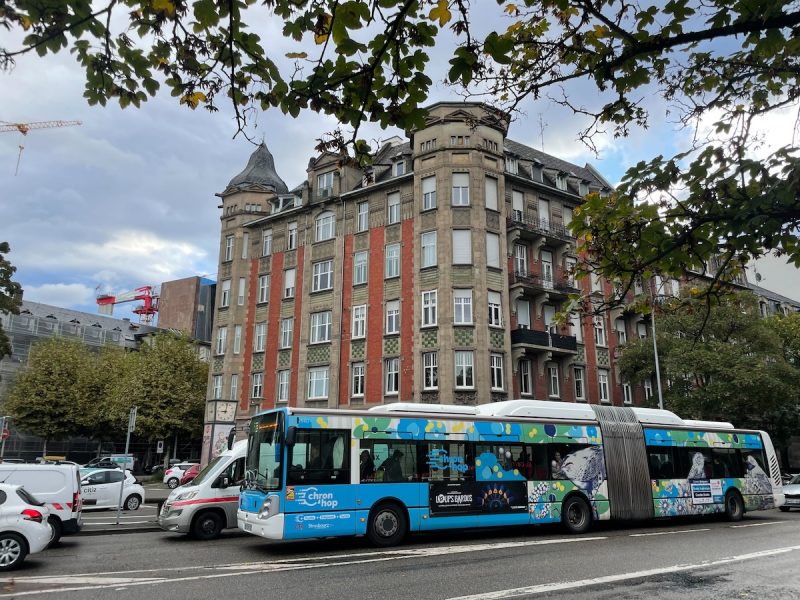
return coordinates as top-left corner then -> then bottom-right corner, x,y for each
0,416 -> 11,460
649,279 -> 666,410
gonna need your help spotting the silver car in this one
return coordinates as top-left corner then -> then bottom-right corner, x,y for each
780,473 -> 800,511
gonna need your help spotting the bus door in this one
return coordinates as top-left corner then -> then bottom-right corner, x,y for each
420,441 -> 478,531
283,429 -> 358,539
473,443 -> 530,528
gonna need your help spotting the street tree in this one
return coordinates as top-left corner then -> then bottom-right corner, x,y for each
618,290 -> 800,455
5,337 -> 95,454
2,1 -> 798,287
0,242 -> 22,363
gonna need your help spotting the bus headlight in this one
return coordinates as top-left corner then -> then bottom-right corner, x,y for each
257,495 -> 278,520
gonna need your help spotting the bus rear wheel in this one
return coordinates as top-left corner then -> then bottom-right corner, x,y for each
367,503 -> 407,547
562,496 -> 591,534
724,491 -> 744,522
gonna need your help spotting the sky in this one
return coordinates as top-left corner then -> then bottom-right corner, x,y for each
1,5 -> 799,324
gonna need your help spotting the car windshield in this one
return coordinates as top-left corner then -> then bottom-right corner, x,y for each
190,456 -> 227,486
245,412 -> 282,492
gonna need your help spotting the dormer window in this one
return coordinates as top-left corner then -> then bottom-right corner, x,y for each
505,157 -> 518,175
317,171 -> 334,198
556,173 -> 568,191
579,180 -> 590,196
394,160 -> 406,177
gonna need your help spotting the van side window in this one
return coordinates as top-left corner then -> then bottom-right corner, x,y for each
0,490 -> 6,504
226,457 -> 246,485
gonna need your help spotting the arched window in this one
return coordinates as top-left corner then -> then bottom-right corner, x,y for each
315,211 -> 336,242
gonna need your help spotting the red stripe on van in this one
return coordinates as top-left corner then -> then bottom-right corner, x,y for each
52,503 -> 63,510
171,496 -> 239,508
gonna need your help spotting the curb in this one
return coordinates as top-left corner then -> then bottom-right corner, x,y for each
78,526 -> 162,536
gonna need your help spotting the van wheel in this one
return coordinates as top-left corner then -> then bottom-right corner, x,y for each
124,495 -> 142,511
192,511 -> 224,540
724,491 -> 744,522
167,478 -> 179,489
562,496 -> 592,534
779,506 -> 790,512
0,533 -> 27,571
47,517 -> 62,547
367,503 -> 407,547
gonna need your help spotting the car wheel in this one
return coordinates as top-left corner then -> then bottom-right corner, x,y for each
192,511 -> 224,540
562,495 -> 592,534
167,478 -> 179,489
724,490 -> 744,522
779,506 -> 790,512
367,503 -> 407,547
0,533 -> 27,571
48,516 -> 62,547
125,494 -> 142,511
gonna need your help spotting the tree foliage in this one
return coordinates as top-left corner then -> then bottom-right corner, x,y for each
0,242 -> 22,362
618,290 -> 800,449
2,0 -> 798,285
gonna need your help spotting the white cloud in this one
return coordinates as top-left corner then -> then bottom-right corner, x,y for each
23,283 -> 96,307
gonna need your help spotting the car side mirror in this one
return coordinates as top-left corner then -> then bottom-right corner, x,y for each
218,475 -> 231,488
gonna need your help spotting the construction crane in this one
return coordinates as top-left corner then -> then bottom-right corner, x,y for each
96,286 -> 160,324
0,120 -> 82,175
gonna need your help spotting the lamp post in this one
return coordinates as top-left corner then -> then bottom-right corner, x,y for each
650,279 -> 665,410
0,416 -> 10,460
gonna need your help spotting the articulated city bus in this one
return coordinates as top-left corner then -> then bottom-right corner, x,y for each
237,400 -> 785,547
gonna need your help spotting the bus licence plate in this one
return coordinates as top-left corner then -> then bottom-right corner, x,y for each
244,523 -> 253,531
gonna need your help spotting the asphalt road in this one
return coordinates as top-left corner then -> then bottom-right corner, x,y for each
4,510 -> 800,599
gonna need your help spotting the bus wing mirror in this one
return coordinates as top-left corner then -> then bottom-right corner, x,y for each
227,428 -> 236,451
286,426 -> 297,447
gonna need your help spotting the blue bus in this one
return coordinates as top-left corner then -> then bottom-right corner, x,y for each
238,400 -> 785,546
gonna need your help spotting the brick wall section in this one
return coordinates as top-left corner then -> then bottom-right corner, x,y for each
365,227 -> 385,403
399,219 -> 415,400
289,246 -> 305,407
262,252 -> 284,410
239,257 -> 259,411
338,235 -> 354,406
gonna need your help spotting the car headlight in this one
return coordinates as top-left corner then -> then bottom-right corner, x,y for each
174,490 -> 199,502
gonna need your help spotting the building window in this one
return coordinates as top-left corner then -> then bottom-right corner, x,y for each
594,314 -> 607,347
541,250 -> 554,288
453,289 -> 473,325
591,269 -> 603,294
385,300 -> 400,335
280,317 -> 293,349
233,324 -> 242,354
353,251 -> 368,285
637,321 -> 648,339
450,135 -> 470,145
539,198 -> 551,229
615,318 -> 627,345
512,190 -> 524,219
317,171 -> 334,197
488,291 -> 502,327
310,311 -> 332,344
556,173 -> 567,191
307,367 -> 329,399
543,304 -> 557,334
455,351 -> 474,389
283,268 -> 296,299
262,229 -> 272,256
234,278 -> 244,306
570,312 -> 583,342
452,230 -> 472,264
547,363 -> 560,398
516,299 -> 530,329
622,382 -> 633,405
387,192 -> 401,224
422,290 -> 437,327
220,279 -> 231,308
565,256 -> 577,286
251,372 -> 264,399
486,232 -> 500,268
422,176 -> 436,210
254,322 -> 266,352
357,201 -> 369,232
451,173 -> 470,206
241,232 -> 249,259
421,231 -> 437,268
385,358 -> 399,395
485,176 -> 498,211
505,157 -> 518,174
315,211 -> 336,242
287,221 -> 297,250
352,304 -> 367,339
352,363 -> 365,397
599,369 -> 610,403
215,327 -> 227,355
423,352 -> 438,390
490,353 -> 504,391
644,377 -> 653,400
230,374 -> 238,401
258,274 -> 270,303
277,370 -> 290,402
519,360 -> 532,395
393,160 -> 406,177
312,259 -> 334,292
574,367 -> 586,401
385,243 -> 400,278
514,244 -> 527,275
224,235 -> 234,261
212,375 -> 223,400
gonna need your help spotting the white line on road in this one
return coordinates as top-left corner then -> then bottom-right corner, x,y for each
444,544 -> 800,600
730,521 -> 783,528
629,528 -> 710,537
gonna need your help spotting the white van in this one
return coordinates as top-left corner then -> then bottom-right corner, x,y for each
0,464 -> 82,545
158,440 -> 245,540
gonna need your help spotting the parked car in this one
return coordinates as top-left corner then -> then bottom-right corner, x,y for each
84,458 -> 121,470
0,463 -> 82,546
0,483 -> 52,570
180,464 -> 202,486
159,441 -> 246,540
780,473 -> 800,512
81,469 -> 145,510
163,463 -> 199,489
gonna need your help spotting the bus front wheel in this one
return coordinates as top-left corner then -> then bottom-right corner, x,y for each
724,491 -> 744,522
367,503 -> 407,547
562,496 -> 591,534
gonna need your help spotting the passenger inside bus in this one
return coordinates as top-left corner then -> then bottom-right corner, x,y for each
378,450 -> 405,482
360,450 -> 375,481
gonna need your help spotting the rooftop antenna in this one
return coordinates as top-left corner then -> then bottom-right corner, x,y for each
537,113 -> 547,151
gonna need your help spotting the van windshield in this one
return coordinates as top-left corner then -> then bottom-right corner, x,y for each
190,456 -> 227,487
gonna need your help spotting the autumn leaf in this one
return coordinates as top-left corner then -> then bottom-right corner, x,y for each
429,0 -> 452,27
19,15 -> 32,31
181,91 -> 207,108
285,52 -> 308,59
314,13 -> 332,45
151,0 -> 176,15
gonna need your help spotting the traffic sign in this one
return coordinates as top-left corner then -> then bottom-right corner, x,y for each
127,406 -> 138,433
1,428 -> 9,441
156,440 -> 164,454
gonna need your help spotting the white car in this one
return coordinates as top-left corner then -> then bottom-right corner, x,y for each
81,469 -> 146,510
0,483 -> 52,570
163,463 -> 199,489
780,473 -> 800,511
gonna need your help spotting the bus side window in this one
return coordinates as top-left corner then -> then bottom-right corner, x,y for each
711,448 -> 740,479
525,445 -> 548,481
287,430 -> 350,485
361,441 -> 417,483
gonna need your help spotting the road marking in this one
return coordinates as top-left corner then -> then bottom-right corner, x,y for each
629,528 -> 710,537
444,544 -> 800,600
730,521 -> 782,528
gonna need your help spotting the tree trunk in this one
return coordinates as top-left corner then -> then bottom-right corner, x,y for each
163,443 -> 171,469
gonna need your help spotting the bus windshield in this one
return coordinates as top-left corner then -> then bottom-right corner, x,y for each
246,412 -> 283,492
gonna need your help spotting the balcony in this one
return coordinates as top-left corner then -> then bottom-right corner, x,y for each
510,328 -> 578,356
509,271 -> 581,298
507,212 -> 575,245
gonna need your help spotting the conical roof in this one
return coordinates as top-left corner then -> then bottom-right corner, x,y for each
226,143 -> 288,194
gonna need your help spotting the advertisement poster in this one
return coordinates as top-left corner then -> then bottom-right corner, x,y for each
691,479 -> 713,504
201,424 -> 213,465
211,424 -> 234,460
429,481 -> 527,516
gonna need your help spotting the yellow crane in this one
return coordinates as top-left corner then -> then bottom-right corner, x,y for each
0,120 -> 82,175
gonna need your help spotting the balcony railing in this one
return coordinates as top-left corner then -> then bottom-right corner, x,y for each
511,328 -> 578,352
507,211 -> 574,241
510,271 -> 580,294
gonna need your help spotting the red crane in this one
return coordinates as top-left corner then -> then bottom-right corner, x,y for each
96,286 -> 159,324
